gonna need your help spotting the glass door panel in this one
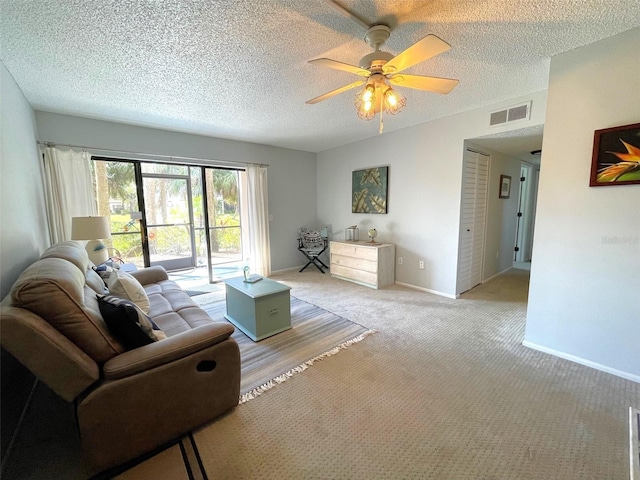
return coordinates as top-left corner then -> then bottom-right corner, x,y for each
91,159 -> 144,267
143,175 -> 195,271
204,168 -> 243,280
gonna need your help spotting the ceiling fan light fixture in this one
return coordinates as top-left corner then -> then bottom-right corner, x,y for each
383,87 -> 405,115
355,83 -> 377,120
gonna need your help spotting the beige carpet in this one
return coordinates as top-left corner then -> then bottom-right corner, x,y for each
203,296 -> 374,401
114,269 -> 639,480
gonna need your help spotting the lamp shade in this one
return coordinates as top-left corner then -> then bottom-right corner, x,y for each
71,216 -> 111,265
71,216 -> 111,240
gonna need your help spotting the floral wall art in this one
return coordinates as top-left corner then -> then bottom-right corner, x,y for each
352,166 -> 388,214
590,122 -> 640,186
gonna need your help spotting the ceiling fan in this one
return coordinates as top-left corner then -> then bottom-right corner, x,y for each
306,1 -> 459,126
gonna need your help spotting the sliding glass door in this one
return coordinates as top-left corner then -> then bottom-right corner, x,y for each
91,158 -> 243,280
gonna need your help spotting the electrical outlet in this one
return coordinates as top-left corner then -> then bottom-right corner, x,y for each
419,260 -> 424,269
398,257 -> 403,265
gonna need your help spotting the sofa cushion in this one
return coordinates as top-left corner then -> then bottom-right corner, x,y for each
97,295 -> 167,350
143,280 -> 215,336
10,258 -> 125,363
86,268 -> 108,295
41,241 -> 89,273
108,270 -> 150,314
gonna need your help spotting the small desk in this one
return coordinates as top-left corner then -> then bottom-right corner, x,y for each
224,277 -> 292,342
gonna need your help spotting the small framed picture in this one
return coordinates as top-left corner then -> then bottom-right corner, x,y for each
499,175 -> 511,199
589,122 -> 640,186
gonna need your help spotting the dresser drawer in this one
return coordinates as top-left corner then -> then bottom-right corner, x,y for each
331,242 -> 378,261
331,253 -> 377,273
331,264 -> 377,286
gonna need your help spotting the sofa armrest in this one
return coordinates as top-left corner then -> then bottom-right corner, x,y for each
78,336 -> 240,475
102,322 -> 234,380
128,265 -> 169,285
0,306 -> 99,401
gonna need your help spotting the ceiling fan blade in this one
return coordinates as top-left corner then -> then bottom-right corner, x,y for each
308,58 -> 371,77
388,74 -> 459,94
306,80 -> 365,104
383,34 -> 451,75
326,0 -> 371,30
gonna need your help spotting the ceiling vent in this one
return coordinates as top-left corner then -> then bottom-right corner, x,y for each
489,101 -> 531,127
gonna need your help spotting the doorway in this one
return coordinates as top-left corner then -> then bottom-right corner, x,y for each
513,162 -> 539,269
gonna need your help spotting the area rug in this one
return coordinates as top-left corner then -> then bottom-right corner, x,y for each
203,296 -> 376,403
184,289 -> 208,297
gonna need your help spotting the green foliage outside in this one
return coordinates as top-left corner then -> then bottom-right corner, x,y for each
109,213 -> 240,264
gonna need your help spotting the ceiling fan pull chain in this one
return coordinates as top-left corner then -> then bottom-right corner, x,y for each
379,108 -> 384,133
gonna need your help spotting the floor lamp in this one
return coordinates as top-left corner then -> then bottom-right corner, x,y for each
71,216 -> 111,265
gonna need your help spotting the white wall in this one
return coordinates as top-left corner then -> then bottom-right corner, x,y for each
0,62 -> 48,299
317,91 -> 546,297
35,112 -> 317,272
525,27 -> 640,381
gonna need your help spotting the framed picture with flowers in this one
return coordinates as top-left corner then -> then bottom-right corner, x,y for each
589,122 -> 640,186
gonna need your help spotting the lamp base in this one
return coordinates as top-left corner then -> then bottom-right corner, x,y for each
86,240 -> 108,265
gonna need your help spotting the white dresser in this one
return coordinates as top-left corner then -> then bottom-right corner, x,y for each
330,241 -> 395,289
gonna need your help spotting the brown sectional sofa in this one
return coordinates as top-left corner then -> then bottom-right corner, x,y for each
0,241 -> 241,476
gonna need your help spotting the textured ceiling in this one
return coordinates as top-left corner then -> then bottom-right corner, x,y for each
1,1 -> 639,153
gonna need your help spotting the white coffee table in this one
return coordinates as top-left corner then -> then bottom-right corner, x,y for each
224,277 -> 291,341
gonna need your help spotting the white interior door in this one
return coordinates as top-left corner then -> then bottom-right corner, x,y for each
457,149 -> 489,294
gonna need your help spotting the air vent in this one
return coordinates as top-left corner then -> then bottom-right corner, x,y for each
489,101 -> 532,127
490,110 -> 508,126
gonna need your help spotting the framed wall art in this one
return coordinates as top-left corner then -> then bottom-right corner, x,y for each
499,175 -> 511,199
589,122 -> 640,186
352,166 -> 388,214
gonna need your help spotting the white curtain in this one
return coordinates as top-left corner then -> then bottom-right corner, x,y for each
42,146 -> 97,244
242,165 -> 271,277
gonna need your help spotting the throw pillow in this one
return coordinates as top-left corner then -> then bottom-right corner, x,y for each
97,295 -> 166,350
107,270 -> 150,314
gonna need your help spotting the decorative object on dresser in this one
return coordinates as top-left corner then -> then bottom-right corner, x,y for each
352,166 -> 389,214
345,225 -> 359,242
330,240 -> 395,289
367,228 -> 379,244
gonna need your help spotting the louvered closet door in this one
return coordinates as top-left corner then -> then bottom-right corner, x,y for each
457,150 -> 489,294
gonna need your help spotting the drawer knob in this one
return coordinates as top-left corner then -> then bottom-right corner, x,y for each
269,308 -> 279,315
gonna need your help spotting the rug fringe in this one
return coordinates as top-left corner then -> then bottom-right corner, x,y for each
239,329 -> 377,405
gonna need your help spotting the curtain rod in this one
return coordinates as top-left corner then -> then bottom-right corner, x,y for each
37,141 -> 269,168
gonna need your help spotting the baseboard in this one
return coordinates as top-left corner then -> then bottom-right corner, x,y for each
395,282 -> 457,299
270,265 -> 306,275
482,266 -> 514,283
522,341 -> 640,384
512,261 -> 531,270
